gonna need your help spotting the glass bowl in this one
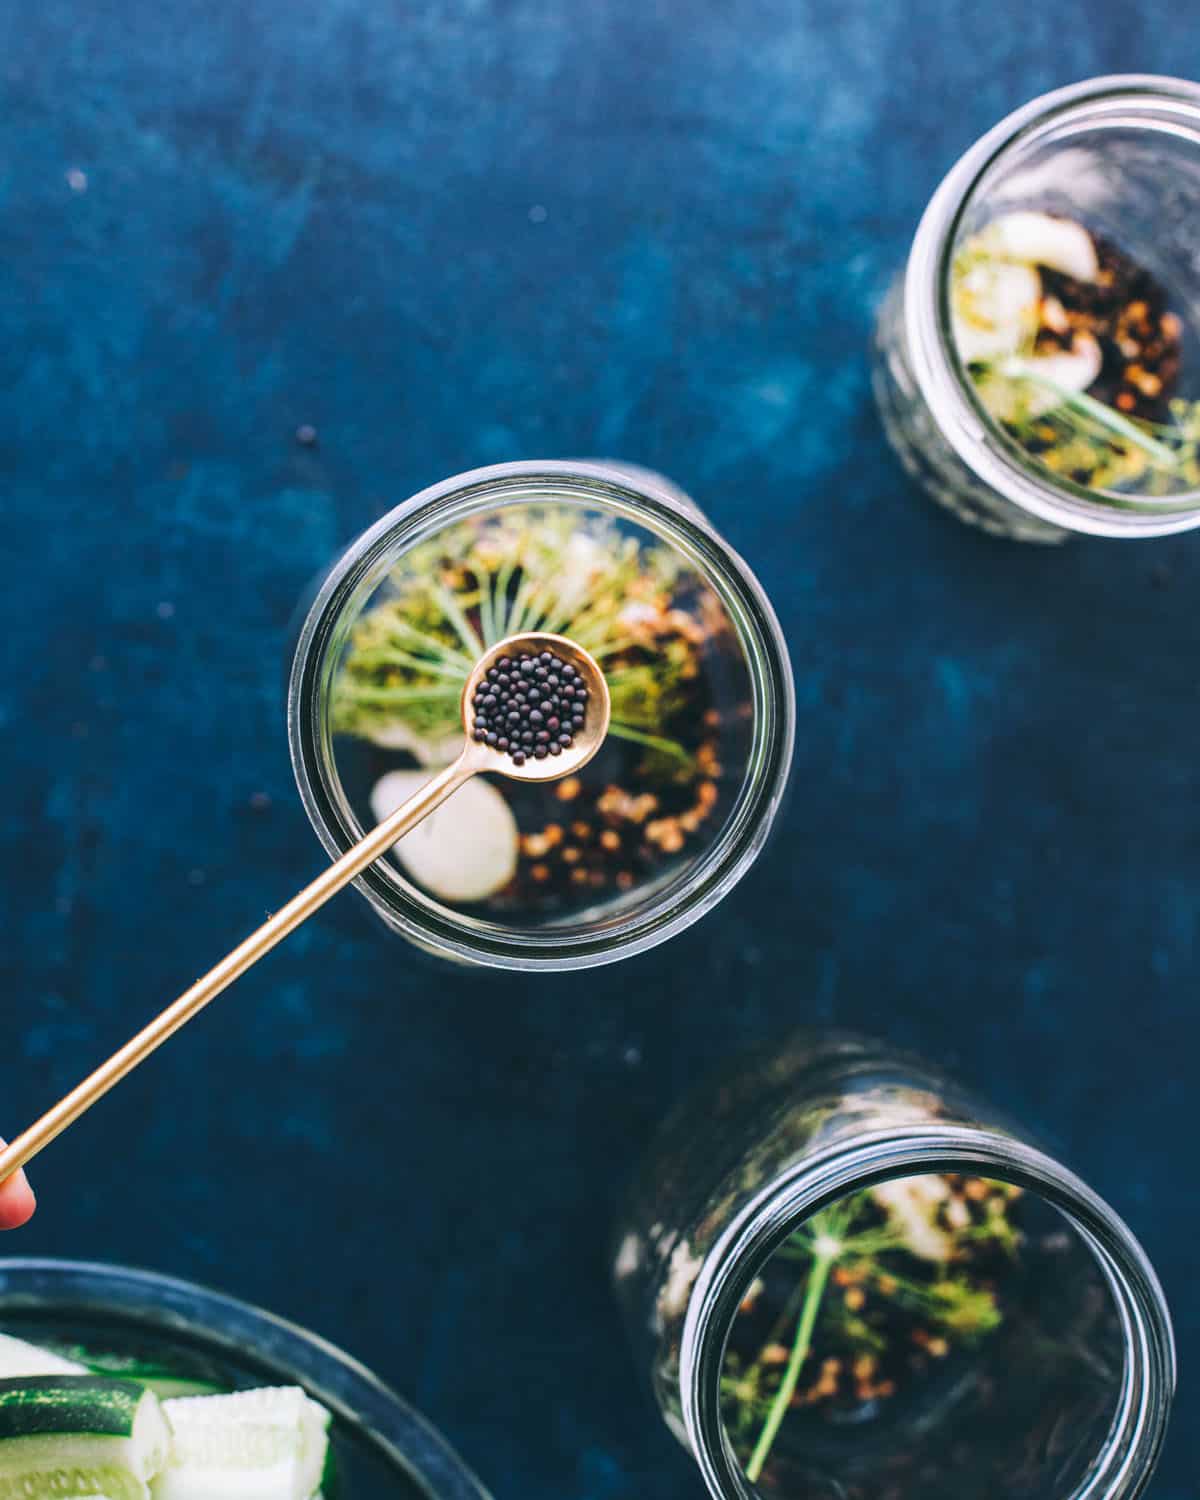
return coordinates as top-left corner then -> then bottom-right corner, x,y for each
288,461 -> 794,970
0,1258 -> 491,1500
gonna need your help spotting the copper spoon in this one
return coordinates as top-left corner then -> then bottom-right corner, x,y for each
0,632 -> 610,1184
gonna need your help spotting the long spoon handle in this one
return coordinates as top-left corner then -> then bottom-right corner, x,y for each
0,753 -> 478,1186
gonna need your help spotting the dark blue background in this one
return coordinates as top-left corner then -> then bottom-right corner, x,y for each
0,2 -> 1194,1495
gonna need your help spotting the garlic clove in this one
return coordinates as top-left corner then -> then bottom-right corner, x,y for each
952,260 -> 1042,364
975,211 -> 1099,283
1019,333 -> 1103,404
870,1176 -> 953,1263
370,769 -> 519,903
978,332 -> 1103,422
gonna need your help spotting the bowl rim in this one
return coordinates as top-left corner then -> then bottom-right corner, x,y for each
0,1257 -> 492,1500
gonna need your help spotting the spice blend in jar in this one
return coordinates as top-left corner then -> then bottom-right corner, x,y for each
331,505 -> 751,916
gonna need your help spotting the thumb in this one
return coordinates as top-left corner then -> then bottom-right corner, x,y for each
0,1148 -> 35,1230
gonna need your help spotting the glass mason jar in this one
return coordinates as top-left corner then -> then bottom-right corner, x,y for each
612,1031 -> 1174,1500
0,1258 -> 491,1500
873,75 -> 1200,543
288,460 -> 794,971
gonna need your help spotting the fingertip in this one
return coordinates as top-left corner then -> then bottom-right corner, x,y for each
0,1171 -> 36,1230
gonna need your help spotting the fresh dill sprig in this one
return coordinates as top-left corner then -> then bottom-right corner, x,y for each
722,1178 -> 1016,1485
331,508 -> 706,774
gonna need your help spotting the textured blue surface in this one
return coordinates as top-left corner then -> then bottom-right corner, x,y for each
0,2 -> 1196,1495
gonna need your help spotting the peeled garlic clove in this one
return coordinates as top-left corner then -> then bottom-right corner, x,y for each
978,332 -> 1103,423
870,1177 -> 953,1262
1020,333 -> 1103,407
370,769 -> 518,903
975,211 -> 1099,282
952,260 -> 1042,363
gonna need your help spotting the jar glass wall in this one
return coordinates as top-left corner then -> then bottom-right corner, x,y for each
873,75 -> 1200,542
288,461 -> 794,971
612,1032 -> 1174,1500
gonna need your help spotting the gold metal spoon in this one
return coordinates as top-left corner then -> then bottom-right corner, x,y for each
0,632 -> 609,1184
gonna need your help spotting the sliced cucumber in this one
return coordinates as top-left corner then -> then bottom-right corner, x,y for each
111,1375 -> 223,1402
0,1375 -> 169,1500
0,1334 -> 87,1380
67,1351 -> 226,1402
154,1386 -> 330,1500
6,1340 -> 227,1401
318,1436 -> 339,1500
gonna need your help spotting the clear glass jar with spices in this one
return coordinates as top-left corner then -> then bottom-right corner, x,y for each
874,75 -> 1200,542
288,460 -> 794,970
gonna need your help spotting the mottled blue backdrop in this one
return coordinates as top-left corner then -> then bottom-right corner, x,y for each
0,2 -> 1195,1496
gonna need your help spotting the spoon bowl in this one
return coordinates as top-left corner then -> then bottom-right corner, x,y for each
460,632 -> 611,783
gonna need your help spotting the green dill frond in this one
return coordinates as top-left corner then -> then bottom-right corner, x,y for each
330,506 -> 707,773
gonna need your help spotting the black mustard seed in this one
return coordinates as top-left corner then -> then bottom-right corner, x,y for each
470,649 -> 589,765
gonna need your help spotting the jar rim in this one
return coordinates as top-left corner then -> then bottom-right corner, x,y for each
905,73 -> 1200,538
680,1124 -> 1176,1500
287,460 -> 795,971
